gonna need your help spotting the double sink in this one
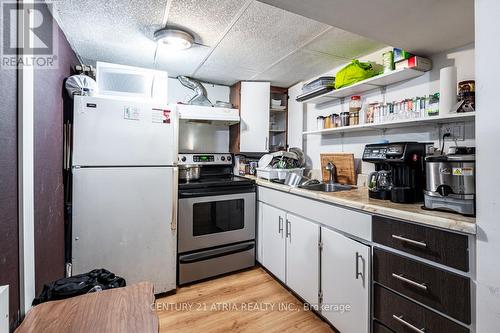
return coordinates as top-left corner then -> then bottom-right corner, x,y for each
298,182 -> 353,192
271,179 -> 354,192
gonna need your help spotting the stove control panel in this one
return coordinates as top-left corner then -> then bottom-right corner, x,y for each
178,153 -> 233,165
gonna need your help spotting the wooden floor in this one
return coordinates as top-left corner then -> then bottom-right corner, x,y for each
156,267 -> 334,333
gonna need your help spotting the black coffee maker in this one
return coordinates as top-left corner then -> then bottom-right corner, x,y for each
362,142 -> 431,203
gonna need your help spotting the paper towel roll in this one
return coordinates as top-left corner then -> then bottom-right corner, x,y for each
439,66 -> 457,115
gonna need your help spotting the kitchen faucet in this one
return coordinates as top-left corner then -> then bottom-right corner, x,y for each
325,162 -> 336,184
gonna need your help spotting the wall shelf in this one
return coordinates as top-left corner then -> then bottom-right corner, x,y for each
303,68 -> 427,104
303,112 -> 476,135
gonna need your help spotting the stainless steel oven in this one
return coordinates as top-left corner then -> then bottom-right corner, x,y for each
177,153 -> 256,284
178,190 -> 256,253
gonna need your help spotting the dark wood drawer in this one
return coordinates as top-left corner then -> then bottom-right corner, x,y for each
373,321 -> 395,333
374,248 -> 471,324
372,216 -> 469,271
374,285 -> 469,333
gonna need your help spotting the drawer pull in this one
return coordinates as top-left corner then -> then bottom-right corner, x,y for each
392,315 -> 426,333
392,235 -> 427,248
391,273 -> 428,291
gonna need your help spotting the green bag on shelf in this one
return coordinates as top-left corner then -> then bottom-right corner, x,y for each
334,60 -> 380,89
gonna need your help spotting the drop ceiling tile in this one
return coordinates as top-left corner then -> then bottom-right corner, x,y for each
52,0 -> 167,68
304,27 -> 385,59
166,0 -> 248,46
253,49 -> 346,87
203,1 -> 329,73
195,61 -> 258,86
155,44 -> 211,77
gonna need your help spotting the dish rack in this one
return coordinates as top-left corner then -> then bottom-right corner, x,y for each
256,167 -> 305,180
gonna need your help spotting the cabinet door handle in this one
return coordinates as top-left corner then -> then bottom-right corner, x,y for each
391,273 -> 428,291
392,234 -> 427,248
355,252 -> 364,280
286,220 -> 291,238
392,315 -> 426,333
278,216 -> 283,234
265,137 -> 268,151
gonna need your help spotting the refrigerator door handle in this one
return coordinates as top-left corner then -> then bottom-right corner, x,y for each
171,167 -> 178,231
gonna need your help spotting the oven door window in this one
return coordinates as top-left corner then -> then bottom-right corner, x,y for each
192,199 -> 245,236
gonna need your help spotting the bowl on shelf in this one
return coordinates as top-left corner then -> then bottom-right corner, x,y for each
271,99 -> 282,107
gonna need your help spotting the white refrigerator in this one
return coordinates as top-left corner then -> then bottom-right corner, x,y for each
71,95 -> 178,293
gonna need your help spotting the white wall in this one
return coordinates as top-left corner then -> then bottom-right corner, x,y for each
475,0 -> 500,332
297,43 -> 475,176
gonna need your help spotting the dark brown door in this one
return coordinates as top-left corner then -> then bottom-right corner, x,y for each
33,2 -> 78,294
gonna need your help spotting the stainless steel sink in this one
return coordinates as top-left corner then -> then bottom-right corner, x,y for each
298,182 -> 353,192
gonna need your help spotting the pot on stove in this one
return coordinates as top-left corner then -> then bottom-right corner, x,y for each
179,164 -> 202,182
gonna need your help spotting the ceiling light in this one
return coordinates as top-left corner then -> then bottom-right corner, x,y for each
154,28 -> 194,51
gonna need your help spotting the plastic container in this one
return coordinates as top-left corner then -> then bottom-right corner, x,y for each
331,114 -> 340,127
256,167 -> 305,180
316,116 -> 325,130
348,96 -> 362,125
349,112 -> 359,125
324,115 -> 332,128
382,51 -> 394,73
427,93 -> 440,116
302,76 -> 335,93
340,112 -> 350,126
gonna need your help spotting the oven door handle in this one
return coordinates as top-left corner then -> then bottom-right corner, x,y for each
179,242 -> 255,264
179,189 -> 254,197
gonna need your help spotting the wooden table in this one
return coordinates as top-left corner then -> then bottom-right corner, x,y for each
16,282 -> 158,333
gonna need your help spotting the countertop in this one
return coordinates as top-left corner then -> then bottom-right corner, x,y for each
244,175 -> 477,235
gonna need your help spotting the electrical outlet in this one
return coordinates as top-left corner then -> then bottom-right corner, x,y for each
440,123 -> 465,141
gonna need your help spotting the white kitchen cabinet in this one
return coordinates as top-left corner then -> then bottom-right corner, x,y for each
286,83 -> 304,149
230,81 -> 270,153
321,227 -> 370,333
261,203 -> 286,282
285,213 -> 319,305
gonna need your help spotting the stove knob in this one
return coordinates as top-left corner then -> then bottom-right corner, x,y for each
220,156 -> 225,161
227,156 -> 232,161
181,156 -> 187,162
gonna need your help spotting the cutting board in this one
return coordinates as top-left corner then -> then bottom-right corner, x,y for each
320,153 -> 356,185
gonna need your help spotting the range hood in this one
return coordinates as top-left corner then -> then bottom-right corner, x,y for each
177,104 -> 240,125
